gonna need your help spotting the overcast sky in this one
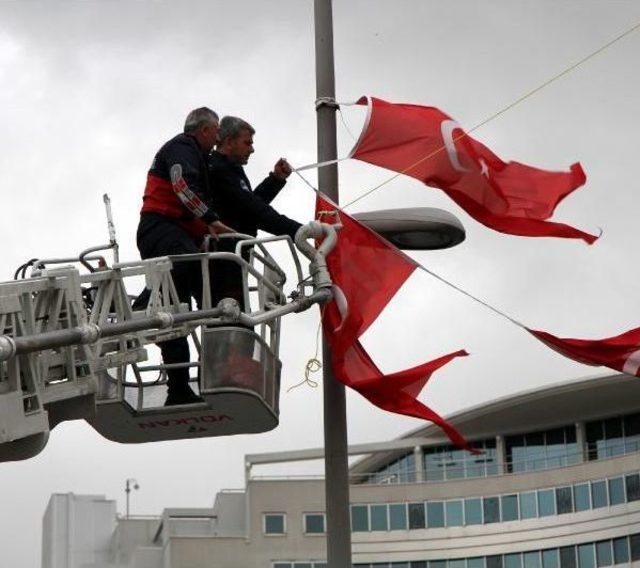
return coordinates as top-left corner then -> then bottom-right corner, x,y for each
1,1 -> 639,566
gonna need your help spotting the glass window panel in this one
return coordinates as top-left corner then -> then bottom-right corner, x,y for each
626,473 -> 640,502
520,492 -> 537,519
505,554 -> 522,568
293,564 -> 312,568
604,417 -> 623,439
389,504 -> 407,530
537,490 -> 555,517
486,556 -> 503,568
408,502 -> 425,529
578,544 -> 595,568
351,505 -> 369,532
424,451 -> 445,481
314,564 -> 327,568
449,561 -> 466,568
523,552 -> 541,568
542,549 -> 559,568
446,500 -> 464,527
274,564 -> 291,568
506,435 -> 524,473
586,420 -> 603,442
607,477 -> 625,506
573,484 -> 590,512
559,546 -> 576,568
612,537 -> 629,564
465,498 -> 482,525
391,564 -> 410,568
631,534 -> 640,562
264,514 -> 285,534
624,412 -> 640,436
430,562 -> 446,568
565,426 -> 577,443
468,559 -> 485,568
595,540 -> 612,567
556,487 -> 573,514
411,563 -> 427,568
370,504 -> 388,531
501,494 -> 519,521
591,481 -> 607,508
427,501 -> 445,528
483,497 -> 500,523
304,513 -> 325,534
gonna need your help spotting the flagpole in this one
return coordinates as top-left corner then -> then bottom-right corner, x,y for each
314,1 -> 352,566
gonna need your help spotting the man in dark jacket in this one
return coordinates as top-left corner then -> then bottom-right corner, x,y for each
137,107 -> 233,406
207,116 -> 302,308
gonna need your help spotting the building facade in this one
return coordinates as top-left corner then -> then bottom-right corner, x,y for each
42,373 -> 640,567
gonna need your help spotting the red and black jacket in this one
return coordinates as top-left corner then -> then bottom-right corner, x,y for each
141,133 -> 218,238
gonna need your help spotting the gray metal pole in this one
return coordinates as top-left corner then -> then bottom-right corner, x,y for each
314,1 -> 352,566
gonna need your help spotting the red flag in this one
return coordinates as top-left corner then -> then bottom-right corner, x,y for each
529,327 -> 640,376
316,195 -> 472,449
350,97 -> 597,244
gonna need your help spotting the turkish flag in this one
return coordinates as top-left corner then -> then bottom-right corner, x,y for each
316,195 -> 472,449
529,327 -> 640,376
350,97 -> 597,244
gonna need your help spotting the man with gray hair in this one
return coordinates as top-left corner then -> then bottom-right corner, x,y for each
207,115 -> 302,308
137,107 -> 233,406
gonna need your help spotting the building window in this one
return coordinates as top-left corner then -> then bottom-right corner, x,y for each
537,489 -> 555,517
631,534 -> 640,562
264,513 -> 286,535
591,480 -> 608,508
370,504 -> 388,531
626,473 -> 640,501
573,483 -> 590,512
427,501 -> 445,528
595,540 -> 613,567
423,438 -> 497,481
577,544 -> 595,568
483,497 -> 500,523
612,537 -> 629,564
408,502 -> 425,529
504,553 -> 522,568
487,555 -> 503,568
468,558 -> 485,568
506,426 -> 577,473
303,513 -> 325,535
586,411 -> 640,460
350,505 -> 369,532
464,498 -> 483,525
445,500 -> 464,527
523,552 -> 541,568
389,503 -> 408,530
501,494 -> 518,522
559,546 -> 576,568
542,549 -> 559,568
608,477 -> 625,505
555,487 -> 573,514
519,491 -> 537,519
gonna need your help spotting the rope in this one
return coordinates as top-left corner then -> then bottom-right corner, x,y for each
340,19 -> 640,209
288,306 -> 326,392
416,265 -> 526,329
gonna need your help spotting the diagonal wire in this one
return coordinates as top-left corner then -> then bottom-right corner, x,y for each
342,19 -> 640,209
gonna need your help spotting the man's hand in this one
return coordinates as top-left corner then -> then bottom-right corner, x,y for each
207,220 -> 236,240
272,158 -> 292,180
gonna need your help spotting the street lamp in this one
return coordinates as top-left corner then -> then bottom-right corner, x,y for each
353,208 -> 465,250
125,478 -> 139,518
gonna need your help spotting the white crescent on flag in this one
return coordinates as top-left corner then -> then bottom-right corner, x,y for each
440,119 -> 469,173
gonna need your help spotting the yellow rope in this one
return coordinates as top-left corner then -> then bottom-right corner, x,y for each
342,19 -> 640,209
288,306 -> 326,392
